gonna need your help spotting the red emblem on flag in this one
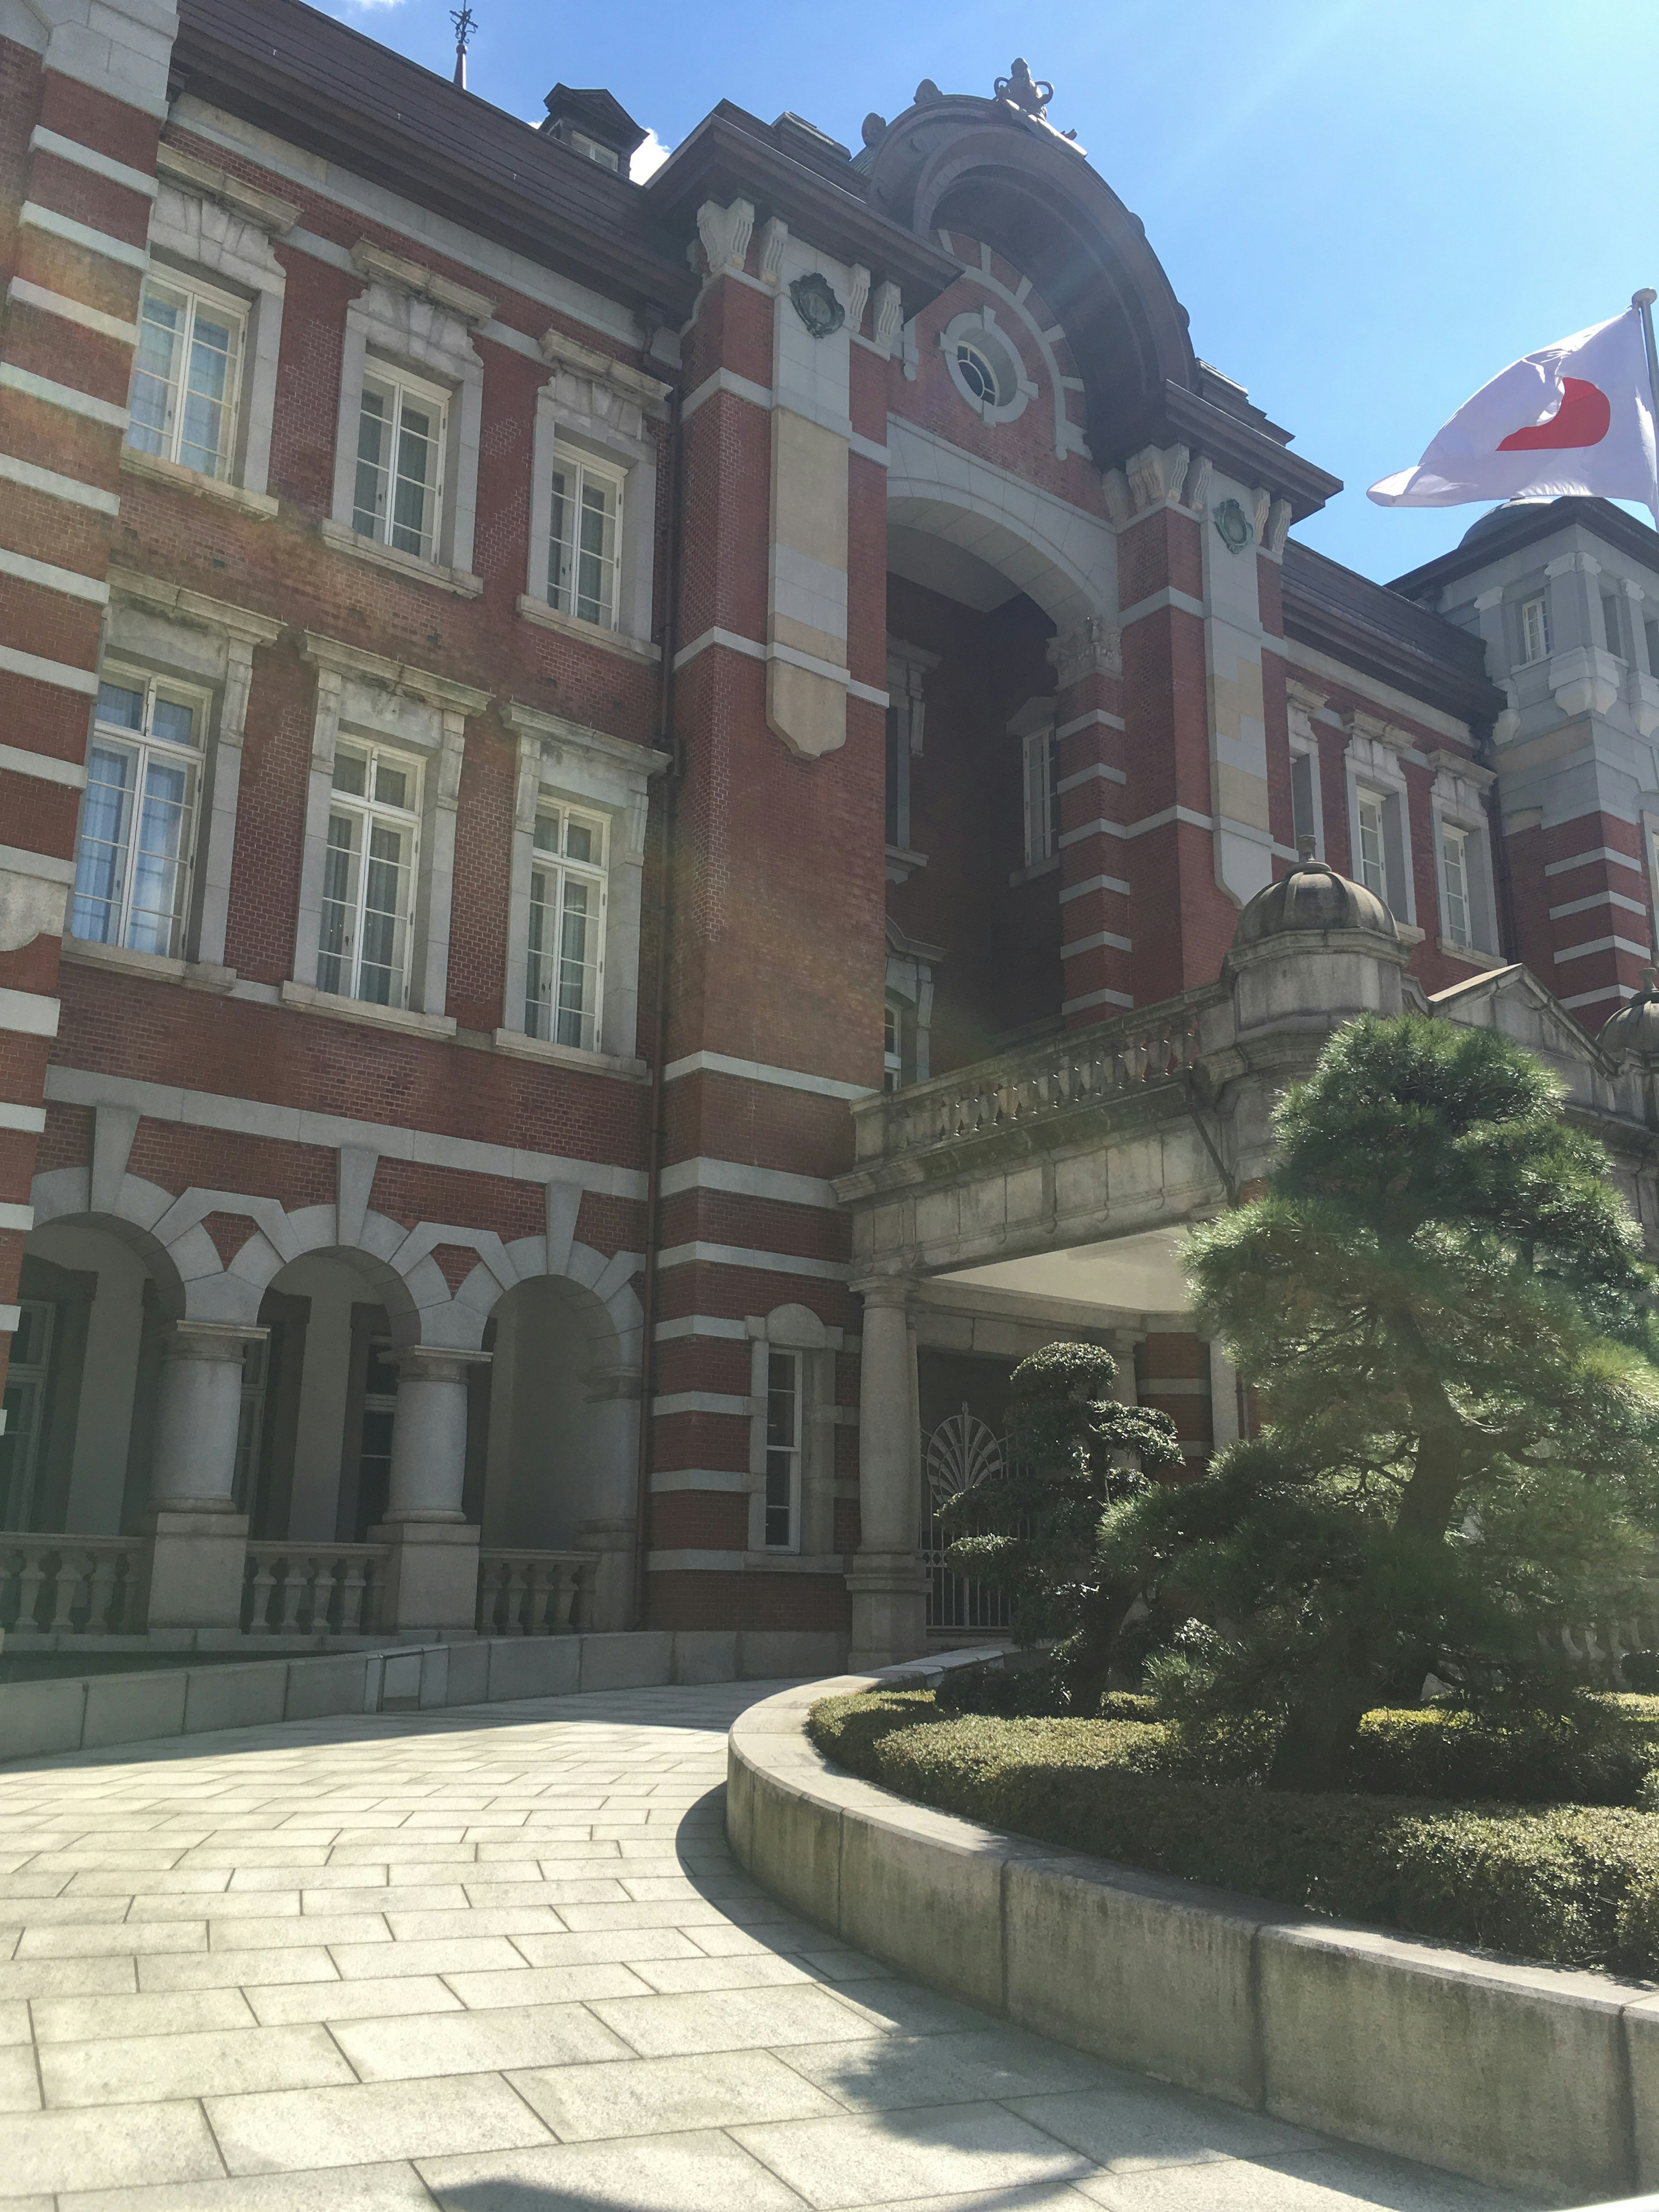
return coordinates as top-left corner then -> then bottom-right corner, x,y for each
1497,377 -> 1611,452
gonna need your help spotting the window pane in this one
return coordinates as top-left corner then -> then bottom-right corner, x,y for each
548,467 -> 572,609
390,399 -> 437,558
358,820 -> 409,1004
150,694 -> 195,747
178,306 -> 239,477
1442,827 -> 1471,947
353,384 -> 391,539
71,741 -> 136,944
128,282 -> 186,459
1290,753 -> 1316,849
127,754 -> 193,956
765,1351 -> 798,1549
532,812 -> 560,854
525,861 -> 554,1038
575,476 -> 617,626
96,681 -> 145,731
374,760 -> 410,810
555,876 -> 596,1049
331,748 -> 368,798
317,811 -> 359,995
565,817 -> 596,865
1357,793 -> 1386,900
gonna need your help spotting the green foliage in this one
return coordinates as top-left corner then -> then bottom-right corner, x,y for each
936,1341 -> 1181,1714
1096,1014 -> 1659,1787
810,1688 -> 1659,1974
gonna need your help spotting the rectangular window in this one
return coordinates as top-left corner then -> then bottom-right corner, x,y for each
353,366 -> 447,561
1355,789 -> 1388,903
1520,595 -> 1551,666
1023,727 -> 1059,866
526,804 -> 607,1051
1646,617 -> 1659,676
233,1337 -> 267,1515
127,274 -> 244,479
764,1349 -> 801,1550
317,740 -> 420,1007
547,452 -> 623,629
884,1000 -> 903,1093
71,673 -> 203,958
1440,823 -> 1472,948
1290,749 -> 1318,852
1603,594 -> 1624,658
353,1338 -> 399,1542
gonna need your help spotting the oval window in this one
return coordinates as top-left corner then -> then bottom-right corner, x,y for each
955,340 -> 1003,408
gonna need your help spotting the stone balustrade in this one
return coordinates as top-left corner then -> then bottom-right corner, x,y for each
475,1548 -> 596,1637
0,1537 -> 148,1636
240,1543 -> 392,1637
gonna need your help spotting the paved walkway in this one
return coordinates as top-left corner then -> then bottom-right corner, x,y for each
0,1678 -> 1534,2211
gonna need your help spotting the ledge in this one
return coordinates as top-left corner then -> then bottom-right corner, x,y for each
1436,938 -> 1508,971
62,938 -> 236,992
318,518 -> 483,598
488,1026 -> 648,1082
120,445 -> 280,518
728,1676 -> 1655,2203
279,979 -> 458,1040
515,593 -> 661,665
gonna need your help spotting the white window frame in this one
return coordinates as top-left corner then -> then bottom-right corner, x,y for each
0,1298 -> 54,1532
1439,821 -> 1473,949
1519,594 -> 1551,667
327,264 -> 486,587
316,737 -> 423,1010
525,801 -> 609,1052
523,342 -> 664,654
143,157 -> 292,499
938,306 -> 1036,426
70,666 -> 208,962
1344,719 -> 1417,928
760,1347 -> 802,1552
1430,758 -> 1500,962
543,447 -> 625,632
1022,724 -> 1058,866
500,703 -> 666,1067
351,362 -> 449,565
1288,731 -> 1323,858
1354,787 -> 1389,903
127,270 -> 247,482
745,1303 -> 843,1560
291,637 -> 489,1034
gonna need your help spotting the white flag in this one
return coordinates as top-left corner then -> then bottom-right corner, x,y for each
1369,308 -> 1659,515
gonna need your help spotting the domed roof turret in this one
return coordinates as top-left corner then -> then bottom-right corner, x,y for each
1598,968 -> 1659,1065
1233,841 -> 1397,949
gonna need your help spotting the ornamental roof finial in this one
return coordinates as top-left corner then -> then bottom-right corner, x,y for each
994,58 -> 1053,119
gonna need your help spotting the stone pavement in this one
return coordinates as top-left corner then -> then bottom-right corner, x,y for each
0,1678 -> 1537,2211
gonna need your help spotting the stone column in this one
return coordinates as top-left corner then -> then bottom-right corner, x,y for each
373,1347 -> 490,1634
848,1279 -> 926,1670
144,1321 -> 267,1633
1208,1340 -> 1242,1452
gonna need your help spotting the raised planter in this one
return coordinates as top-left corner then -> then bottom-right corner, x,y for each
728,1677 -> 1659,2202
0,1627 -> 847,1764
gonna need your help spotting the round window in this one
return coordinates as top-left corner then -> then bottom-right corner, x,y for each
955,340 -> 1003,407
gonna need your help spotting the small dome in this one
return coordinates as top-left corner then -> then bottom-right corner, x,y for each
1458,496 -> 1559,547
1598,969 -> 1659,1064
1233,842 -> 1398,948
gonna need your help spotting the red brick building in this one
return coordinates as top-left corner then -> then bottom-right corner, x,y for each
2,2 -> 1656,1658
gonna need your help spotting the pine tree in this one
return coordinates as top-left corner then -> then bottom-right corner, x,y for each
940,1342 -> 1182,1715
1098,1012 -> 1659,1790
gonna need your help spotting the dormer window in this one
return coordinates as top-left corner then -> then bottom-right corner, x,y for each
1519,594 -> 1551,666
538,83 -> 648,180
566,130 -> 619,172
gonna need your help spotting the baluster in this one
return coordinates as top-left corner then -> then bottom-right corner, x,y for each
246,1551 -> 278,1634
86,1546 -> 121,1635
47,1548 -> 87,1634
281,1557 -> 314,1635
522,1564 -> 547,1635
0,1546 -> 16,1634
336,1556 -> 362,1635
361,1554 -> 384,1634
13,1545 -> 48,1633
553,1561 -> 580,1634
480,1559 -> 505,1634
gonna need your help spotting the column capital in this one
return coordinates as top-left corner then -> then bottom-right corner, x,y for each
852,1275 -> 914,1311
393,1345 -> 493,1382
1046,617 -> 1122,689
161,1320 -> 268,1363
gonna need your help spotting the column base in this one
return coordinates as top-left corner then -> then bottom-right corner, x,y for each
142,1509 -> 250,1632
372,1519 -> 481,1634
575,1516 -> 637,1633
846,1552 -> 928,1672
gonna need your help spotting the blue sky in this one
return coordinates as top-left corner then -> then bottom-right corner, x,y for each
325,0 -> 1659,585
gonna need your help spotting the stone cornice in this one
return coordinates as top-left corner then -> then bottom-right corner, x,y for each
156,141 -> 300,235
350,238 -> 495,327
107,566 -> 286,646
299,631 -> 491,716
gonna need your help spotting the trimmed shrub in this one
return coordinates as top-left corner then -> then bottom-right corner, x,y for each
808,1688 -> 1659,1974
1349,1700 -> 1659,1806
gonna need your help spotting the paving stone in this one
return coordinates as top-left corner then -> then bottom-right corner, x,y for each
333,1998 -> 632,2079
731,2101 -> 1096,2210
207,2072 -> 553,2173
419,2126 -> 811,2211
33,1990 -> 260,2042
39,2022 -> 358,2107
509,2045 -> 843,2141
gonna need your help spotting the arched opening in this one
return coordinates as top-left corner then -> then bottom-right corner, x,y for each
3,1218 -> 186,1535
479,1274 -> 636,1551
247,1250 -> 416,1544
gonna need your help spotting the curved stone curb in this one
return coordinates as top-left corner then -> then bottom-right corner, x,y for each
728,1676 -> 1659,2202
0,1626 -> 846,1763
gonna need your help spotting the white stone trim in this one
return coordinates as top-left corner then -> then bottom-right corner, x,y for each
1062,986 -> 1135,1014
1544,846 -> 1646,877
1346,731 -> 1417,929
30,125 -> 157,197
659,1157 -> 839,1209
938,305 -> 1036,428
0,988 -> 60,1038
41,1064 -> 649,1200
0,1202 -> 35,1232
1117,585 -> 1208,625
524,347 -> 658,651
19,200 -> 148,270
0,643 -> 100,695
1058,871 -> 1131,903
0,451 -> 120,514
661,1050 -> 875,1100
1061,931 -> 1133,958
653,1316 -> 750,1343
0,362 -> 127,429
654,1391 -> 752,1420
1548,890 -> 1649,922
0,547 -> 107,603
656,1242 -> 853,1282
5,276 -> 137,345
0,1103 -> 47,1133
1554,934 -> 1653,964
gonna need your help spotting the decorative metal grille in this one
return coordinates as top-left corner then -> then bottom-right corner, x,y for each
922,1405 -> 1013,1632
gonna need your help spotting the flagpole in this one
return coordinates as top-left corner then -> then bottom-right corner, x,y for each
1634,288 -> 1659,528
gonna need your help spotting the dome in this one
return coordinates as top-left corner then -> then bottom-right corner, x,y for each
1233,842 -> 1398,948
1459,496 -> 1559,547
1598,969 -> 1659,1064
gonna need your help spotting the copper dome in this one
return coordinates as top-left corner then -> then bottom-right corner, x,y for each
1598,969 -> 1659,1065
1233,842 -> 1398,948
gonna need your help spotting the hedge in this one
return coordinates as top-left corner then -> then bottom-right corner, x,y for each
807,1689 -> 1659,1975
